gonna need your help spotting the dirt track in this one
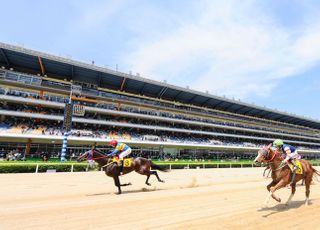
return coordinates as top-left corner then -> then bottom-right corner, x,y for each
1,167 -> 320,230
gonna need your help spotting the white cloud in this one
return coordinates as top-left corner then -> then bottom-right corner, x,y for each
122,0 -> 320,100
69,0 -> 126,32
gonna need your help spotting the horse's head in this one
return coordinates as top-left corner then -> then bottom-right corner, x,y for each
254,143 -> 275,164
77,149 -> 111,167
77,150 -> 93,162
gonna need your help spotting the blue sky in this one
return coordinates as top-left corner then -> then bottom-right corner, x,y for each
1,0 -> 320,120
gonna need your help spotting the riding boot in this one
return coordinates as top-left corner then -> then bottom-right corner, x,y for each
290,171 -> 296,186
290,160 -> 298,185
119,159 -> 124,175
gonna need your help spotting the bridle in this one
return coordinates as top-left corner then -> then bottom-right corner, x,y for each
79,149 -> 109,161
260,147 -> 287,173
258,144 -> 278,163
265,149 -> 278,163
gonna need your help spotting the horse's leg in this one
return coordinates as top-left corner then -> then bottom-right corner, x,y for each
145,175 -> 151,186
285,184 -> 296,206
133,163 -> 153,186
151,170 -> 165,183
304,173 -> 312,206
267,169 -> 272,178
113,176 -> 122,195
263,168 -> 267,177
264,179 -> 286,207
267,181 -> 280,202
144,171 -> 165,186
118,176 -> 132,187
121,182 -> 132,186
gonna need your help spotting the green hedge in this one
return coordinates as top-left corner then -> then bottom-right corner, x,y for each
0,161 -> 319,173
0,163 -> 89,173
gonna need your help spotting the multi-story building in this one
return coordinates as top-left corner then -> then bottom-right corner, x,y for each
1,42 -> 320,160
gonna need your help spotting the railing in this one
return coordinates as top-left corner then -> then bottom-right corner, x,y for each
1,161 -> 319,173
159,162 -> 320,170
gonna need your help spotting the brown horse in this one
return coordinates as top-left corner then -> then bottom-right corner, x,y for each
263,157 -> 305,185
255,143 -> 319,207
77,148 -> 168,194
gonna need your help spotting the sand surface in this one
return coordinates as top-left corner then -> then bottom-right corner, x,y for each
0,167 -> 320,230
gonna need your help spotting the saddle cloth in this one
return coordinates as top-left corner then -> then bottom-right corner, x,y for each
288,159 -> 303,174
112,157 -> 133,167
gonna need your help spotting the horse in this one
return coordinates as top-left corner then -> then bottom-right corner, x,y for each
262,158 -> 305,185
254,143 -> 320,207
77,148 -> 168,194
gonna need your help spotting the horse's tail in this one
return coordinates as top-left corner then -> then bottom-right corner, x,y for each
312,166 -> 320,182
150,161 -> 169,172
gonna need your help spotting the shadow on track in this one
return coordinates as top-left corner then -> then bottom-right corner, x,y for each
258,200 -> 313,218
86,187 -> 165,196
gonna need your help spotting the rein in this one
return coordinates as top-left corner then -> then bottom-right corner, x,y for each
85,149 -> 110,161
91,155 -> 109,160
79,149 -> 116,168
271,161 -> 289,181
264,150 -> 288,179
266,150 -> 278,163
102,161 -> 115,168
273,161 -> 287,172
89,152 -> 114,168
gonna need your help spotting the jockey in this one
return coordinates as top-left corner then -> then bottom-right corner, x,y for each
107,139 -> 132,175
273,139 -> 300,184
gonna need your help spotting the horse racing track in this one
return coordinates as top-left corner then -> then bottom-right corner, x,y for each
1,167 -> 320,230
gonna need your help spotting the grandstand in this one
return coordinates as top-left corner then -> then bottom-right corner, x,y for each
0,42 -> 320,161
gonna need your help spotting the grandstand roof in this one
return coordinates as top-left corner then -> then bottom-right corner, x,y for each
1,42 -> 320,129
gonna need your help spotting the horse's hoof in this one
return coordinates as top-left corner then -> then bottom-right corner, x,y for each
146,183 -> 151,186
160,180 -> 165,183
128,182 -> 132,186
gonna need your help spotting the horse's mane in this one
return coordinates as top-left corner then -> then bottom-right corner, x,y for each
93,148 -> 107,156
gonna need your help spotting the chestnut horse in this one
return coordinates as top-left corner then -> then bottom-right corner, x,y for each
77,148 -> 168,194
255,144 -> 319,207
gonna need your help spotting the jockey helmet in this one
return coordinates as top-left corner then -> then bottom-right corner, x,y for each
273,139 -> 283,147
109,139 -> 118,147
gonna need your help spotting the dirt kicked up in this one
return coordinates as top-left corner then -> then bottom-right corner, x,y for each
0,167 -> 319,230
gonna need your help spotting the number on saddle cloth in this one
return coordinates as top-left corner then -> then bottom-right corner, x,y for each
123,158 -> 133,167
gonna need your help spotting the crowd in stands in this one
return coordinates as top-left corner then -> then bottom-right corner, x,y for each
1,102 -> 319,147
0,83 -> 317,138
0,149 -> 25,161
1,117 -> 320,152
